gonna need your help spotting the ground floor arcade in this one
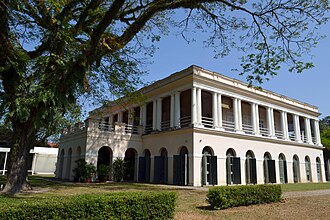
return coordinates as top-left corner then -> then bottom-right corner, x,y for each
57,129 -> 325,186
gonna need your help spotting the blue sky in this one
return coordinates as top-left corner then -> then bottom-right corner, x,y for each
141,21 -> 330,118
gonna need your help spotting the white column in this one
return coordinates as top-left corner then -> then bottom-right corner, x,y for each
174,92 -> 181,128
293,115 -> 302,142
255,104 -> 260,134
156,98 -> 162,130
152,100 -> 157,130
281,111 -> 289,140
267,107 -> 275,138
212,92 -> 218,128
139,106 -> 143,126
233,98 -> 243,133
251,103 -> 258,135
118,111 -> 123,123
305,118 -> 313,144
314,120 -> 322,146
197,88 -> 202,126
238,99 -> 242,131
217,94 -> 223,129
170,94 -> 175,128
142,104 -> 147,129
2,152 -> 8,175
191,87 -> 197,126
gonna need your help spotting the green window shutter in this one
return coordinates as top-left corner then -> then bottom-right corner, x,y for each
138,157 -> 146,182
267,160 -> 276,183
210,156 -> 218,185
233,157 -> 241,184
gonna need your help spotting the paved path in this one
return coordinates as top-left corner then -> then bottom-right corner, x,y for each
283,189 -> 330,198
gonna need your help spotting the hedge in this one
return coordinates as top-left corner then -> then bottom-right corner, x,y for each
207,184 -> 282,210
0,191 -> 177,219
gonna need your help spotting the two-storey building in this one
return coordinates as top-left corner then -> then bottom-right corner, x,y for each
57,65 -> 325,186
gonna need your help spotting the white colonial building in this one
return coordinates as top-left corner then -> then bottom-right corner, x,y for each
57,65 -> 325,186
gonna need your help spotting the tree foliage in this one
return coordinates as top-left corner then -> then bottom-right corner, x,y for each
0,0 -> 328,194
320,116 -> 330,148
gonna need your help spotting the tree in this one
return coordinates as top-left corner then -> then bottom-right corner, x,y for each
0,0 -> 328,194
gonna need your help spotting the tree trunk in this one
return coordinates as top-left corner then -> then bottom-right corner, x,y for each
2,121 -> 35,195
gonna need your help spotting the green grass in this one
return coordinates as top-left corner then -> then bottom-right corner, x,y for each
281,182 -> 330,192
0,176 -> 329,219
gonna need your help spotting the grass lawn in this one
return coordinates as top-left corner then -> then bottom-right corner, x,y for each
0,176 -> 330,219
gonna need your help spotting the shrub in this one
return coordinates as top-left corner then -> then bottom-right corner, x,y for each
97,164 -> 111,182
207,184 -> 282,210
0,191 -> 177,220
73,159 -> 96,182
112,158 -> 126,182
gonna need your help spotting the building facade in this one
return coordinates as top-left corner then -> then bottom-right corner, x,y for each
57,66 -> 325,186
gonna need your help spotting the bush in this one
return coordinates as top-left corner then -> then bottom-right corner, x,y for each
207,185 -> 282,210
112,158 -> 126,182
0,191 -> 177,219
73,159 -> 96,182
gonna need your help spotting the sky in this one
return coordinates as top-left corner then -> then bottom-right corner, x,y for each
140,17 -> 330,119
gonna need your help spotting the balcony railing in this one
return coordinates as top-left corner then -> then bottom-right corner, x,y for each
275,130 -> 284,139
242,124 -> 253,134
288,131 -> 296,141
144,124 -> 153,134
312,136 -> 317,144
260,127 -> 269,137
202,116 -> 213,128
161,120 -> 170,131
223,120 -> 235,132
98,122 -> 114,132
125,124 -> 138,134
180,116 -> 191,128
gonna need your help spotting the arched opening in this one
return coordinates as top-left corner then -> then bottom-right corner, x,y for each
173,146 -> 189,186
124,148 -> 137,181
293,155 -> 300,183
305,156 -> 312,182
278,153 -> 288,183
97,146 -> 113,168
76,146 -> 81,160
316,157 -> 322,182
58,149 -> 64,179
154,148 -> 168,183
245,150 -> 257,184
138,149 -> 151,182
226,148 -> 240,185
264,152 -> 276,183
66,148 -> 72,180
201,146 -> 217,186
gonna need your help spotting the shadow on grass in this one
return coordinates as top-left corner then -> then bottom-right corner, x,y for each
196,205 -> 214,211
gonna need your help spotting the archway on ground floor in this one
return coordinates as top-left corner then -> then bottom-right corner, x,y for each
154,148 -> 168,184
226,148 -> 241,185
173,146 -> 189,186
293,155 -> 300,183
76,146 -> 81,161
278,153 -> 288,184
245,150 -> 257,184
201,146 -> 217,186
58,149 -> 64,179
124,148 -> 137,181
264,152 -> 276,183
316,157 -> 322,182
305,156 -> 312,182
97,146 -> 113,168
138,149 -> 151,182
65,148 -> 72,180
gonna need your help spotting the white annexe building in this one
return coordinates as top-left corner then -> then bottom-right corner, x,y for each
57,65 -> 325,186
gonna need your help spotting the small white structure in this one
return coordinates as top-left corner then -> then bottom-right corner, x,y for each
29,147 -> 58,175
0,147 -> 58,175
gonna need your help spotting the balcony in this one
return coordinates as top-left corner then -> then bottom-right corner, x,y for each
61,119 -> 142,138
